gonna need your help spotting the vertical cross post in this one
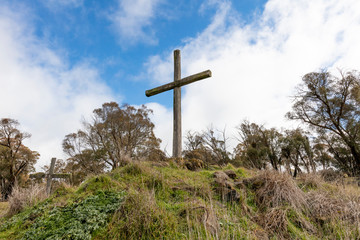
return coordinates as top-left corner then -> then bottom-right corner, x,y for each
46,157 -> 56,195
173,50 -> 182,158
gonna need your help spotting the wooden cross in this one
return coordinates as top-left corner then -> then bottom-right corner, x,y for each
145,49 -> 212,158
29,158 -> 71,195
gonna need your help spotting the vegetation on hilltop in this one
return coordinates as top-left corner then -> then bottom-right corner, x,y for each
1,161 -> 360,239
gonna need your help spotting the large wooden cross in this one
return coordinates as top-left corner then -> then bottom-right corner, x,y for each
145,49 -> 212,158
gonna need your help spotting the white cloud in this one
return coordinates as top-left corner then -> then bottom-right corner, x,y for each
0,4 -> 115,170
146,0 -> 360,154
109,0 -> 162,46
145,102 -> 173,156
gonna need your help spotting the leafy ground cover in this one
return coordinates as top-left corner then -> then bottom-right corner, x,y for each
1,161 -> 359,239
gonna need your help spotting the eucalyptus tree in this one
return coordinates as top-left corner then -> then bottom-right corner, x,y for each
234,121 -> 282,170
0,118 -> 39,200
63,102 -> 163,177
287,70 -> 360,175
281,128 -> 315,177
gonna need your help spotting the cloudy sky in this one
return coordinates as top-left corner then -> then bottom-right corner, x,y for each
1,0 -> 360,170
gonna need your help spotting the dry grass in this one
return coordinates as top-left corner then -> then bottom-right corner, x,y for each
318,169 -> 345,185
244,171 -> 360,238
244,170 -> 307,211
306,189 -> 360,224
181,198 -> 219,239
306,187 -> 360,239
0,201 -> 8,218
297,173 -> 324,191
255,207 -> 289,239
7,184 -> 47,216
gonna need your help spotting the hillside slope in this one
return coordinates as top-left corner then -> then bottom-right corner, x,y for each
1,161 -> 360,239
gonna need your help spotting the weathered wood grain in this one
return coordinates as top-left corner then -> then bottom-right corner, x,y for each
173,50 -> 182,158
145,70 -> 211,97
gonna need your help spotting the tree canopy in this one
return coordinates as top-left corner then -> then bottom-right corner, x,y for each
0,118 -> 39,200
287,70 -> 360,175
62,102 -> 164,182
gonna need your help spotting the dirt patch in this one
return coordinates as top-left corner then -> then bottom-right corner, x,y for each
213,171 -> 240,202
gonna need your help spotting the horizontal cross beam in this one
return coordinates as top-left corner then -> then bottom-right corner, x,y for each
145,70 -> 212,97
29,173 -> 70,179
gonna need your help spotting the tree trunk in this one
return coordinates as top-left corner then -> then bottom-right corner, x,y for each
269,155 -> 278,171
349,144 -> 360,176
284,158 -> 292,176
0,177 -> 15,201
310,158 -> 317,173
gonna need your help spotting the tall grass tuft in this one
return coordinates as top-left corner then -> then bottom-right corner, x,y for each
107,189 -> 178,239
7,184 -> 47,216
244,170 -> 307,211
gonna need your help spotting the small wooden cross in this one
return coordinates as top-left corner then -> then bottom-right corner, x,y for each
145,49 -> 212,158
29,158 -> 71,195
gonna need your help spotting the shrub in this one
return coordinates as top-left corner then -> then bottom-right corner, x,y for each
77,175 -> 121,194
7,184 -> 47,216
243,170 -> 307,211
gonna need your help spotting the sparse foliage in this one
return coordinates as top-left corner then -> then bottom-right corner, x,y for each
202,127 -> 231,165
281,128 -> 315,177
183,130 -> 213,165
183,127 -> 230,166
312,136 -> 334,170
234,121 -> 282,170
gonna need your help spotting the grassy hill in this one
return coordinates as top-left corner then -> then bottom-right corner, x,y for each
1,161 -> 360,239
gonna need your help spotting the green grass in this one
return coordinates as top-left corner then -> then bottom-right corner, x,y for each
1,161 -> 360,239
